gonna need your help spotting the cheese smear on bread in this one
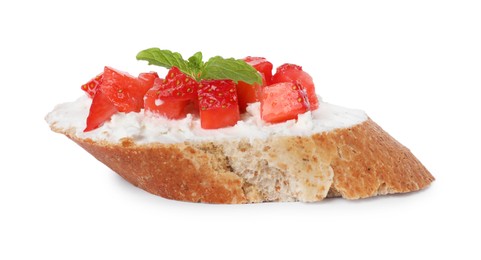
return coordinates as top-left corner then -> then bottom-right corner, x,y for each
46,95 -> 367,144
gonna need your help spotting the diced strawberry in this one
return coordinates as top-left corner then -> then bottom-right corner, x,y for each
144,78 -> 190,119
198,79 -> 240,129
81,73 -> 103,98
143,67 -> 199,119
100,66 -> 151,112
83,67 -> 158,132
271,63 -> 319,110
244,56 -> 273,85
157,67 -> 198,101
236,73 -> 266,113
82,71 -> 157,101
260,81 -> 310,123
235,57 -> 273,112
84,90 -> 118,132
138,72 -> 159,93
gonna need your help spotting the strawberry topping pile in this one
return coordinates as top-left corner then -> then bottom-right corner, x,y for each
81,48 -> 319,132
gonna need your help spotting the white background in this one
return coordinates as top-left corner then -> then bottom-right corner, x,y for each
1,0 -> 480,259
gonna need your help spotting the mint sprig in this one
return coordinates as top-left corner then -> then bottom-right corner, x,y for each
136,48 -> 190,73
136,48 -> 262,85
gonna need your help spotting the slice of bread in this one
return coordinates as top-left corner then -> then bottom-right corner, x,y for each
47,98 -> 434,203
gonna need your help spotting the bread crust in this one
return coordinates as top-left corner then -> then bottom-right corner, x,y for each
314,119 -> 434,199
56,118 -> 434,203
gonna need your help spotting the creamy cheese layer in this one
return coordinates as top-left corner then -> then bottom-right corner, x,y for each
46,95 -> 367,144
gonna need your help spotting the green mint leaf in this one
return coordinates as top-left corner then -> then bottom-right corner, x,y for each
136,48 -> 191,74
188,51 -> 203,69
137,48 -> 262,84
201,56 -> 262,84
187,51 -> 203,79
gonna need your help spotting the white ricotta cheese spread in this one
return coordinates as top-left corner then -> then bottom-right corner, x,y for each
46,95 -> 367,144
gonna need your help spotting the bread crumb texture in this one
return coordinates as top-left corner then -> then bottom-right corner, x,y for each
65,118 -> 434,203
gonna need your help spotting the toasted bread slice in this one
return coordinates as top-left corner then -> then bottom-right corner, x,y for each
47,96 -> 434,203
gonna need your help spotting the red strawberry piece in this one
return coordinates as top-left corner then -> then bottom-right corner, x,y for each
260,81 -> 310,123
138,71 -> 159,93
244,56 -> 273,85
83,67 -> 158,132
198,79 -> 240,129
143,67 -> 199,119
157,67 -> 198,101
271,63 -> 319,110
144,78 -> 190,119
236,73 -> 266,113
236,57 -> 273,112
81,73 -> 103,98
100,66 -> 151,113
84,90 -> 118,132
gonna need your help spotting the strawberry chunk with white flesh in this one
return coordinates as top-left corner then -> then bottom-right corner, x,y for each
272,63 -> 319,110
260,81 -> 310,123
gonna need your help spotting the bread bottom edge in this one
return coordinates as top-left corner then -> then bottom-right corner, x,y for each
64,118 -> 434,204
